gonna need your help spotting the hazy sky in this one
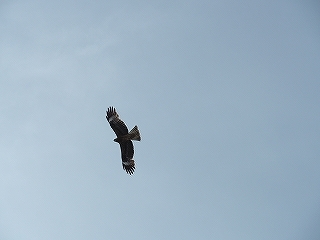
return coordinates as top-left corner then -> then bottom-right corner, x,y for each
1,0 -> 320,239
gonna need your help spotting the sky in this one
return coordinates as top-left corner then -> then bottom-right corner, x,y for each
1,0 -> 320,239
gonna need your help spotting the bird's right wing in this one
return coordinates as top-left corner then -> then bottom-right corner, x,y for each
120,141 -> 135,175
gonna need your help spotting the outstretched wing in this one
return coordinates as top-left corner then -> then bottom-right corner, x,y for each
106,106 -> 128,137
120,141 -> 135,175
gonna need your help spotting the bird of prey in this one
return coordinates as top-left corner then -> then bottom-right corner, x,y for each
106,107 -> 141,175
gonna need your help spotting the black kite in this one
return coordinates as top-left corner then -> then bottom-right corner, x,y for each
106,107 -> 141,175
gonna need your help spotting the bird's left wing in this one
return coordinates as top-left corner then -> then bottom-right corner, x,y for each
106,107 -> 128,137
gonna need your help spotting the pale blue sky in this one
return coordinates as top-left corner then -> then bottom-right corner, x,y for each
1,0 -> 320,239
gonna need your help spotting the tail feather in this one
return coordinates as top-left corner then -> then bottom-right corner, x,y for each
128,125 -> 141,141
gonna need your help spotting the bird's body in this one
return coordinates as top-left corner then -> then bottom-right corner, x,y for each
114,125 -> 141,143
106,107 -> 141,175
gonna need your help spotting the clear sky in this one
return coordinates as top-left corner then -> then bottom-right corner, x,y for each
1,0 -> 320,239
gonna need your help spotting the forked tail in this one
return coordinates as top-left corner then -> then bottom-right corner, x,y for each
128,125 -> 141,141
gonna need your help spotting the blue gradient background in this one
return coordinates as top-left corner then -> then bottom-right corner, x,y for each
1,1 -> 320,239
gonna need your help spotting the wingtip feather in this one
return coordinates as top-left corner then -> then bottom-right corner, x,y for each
122,160 -> 135,175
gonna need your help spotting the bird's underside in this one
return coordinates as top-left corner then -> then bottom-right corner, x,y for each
106,106 -> 141,175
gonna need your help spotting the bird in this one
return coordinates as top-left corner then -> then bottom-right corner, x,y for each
106,106 -> 141,175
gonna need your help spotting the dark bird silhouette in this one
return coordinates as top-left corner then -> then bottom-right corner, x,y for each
106,107 -> 141,174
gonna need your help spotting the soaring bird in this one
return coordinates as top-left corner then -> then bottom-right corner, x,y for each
106,107 -> 141,174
